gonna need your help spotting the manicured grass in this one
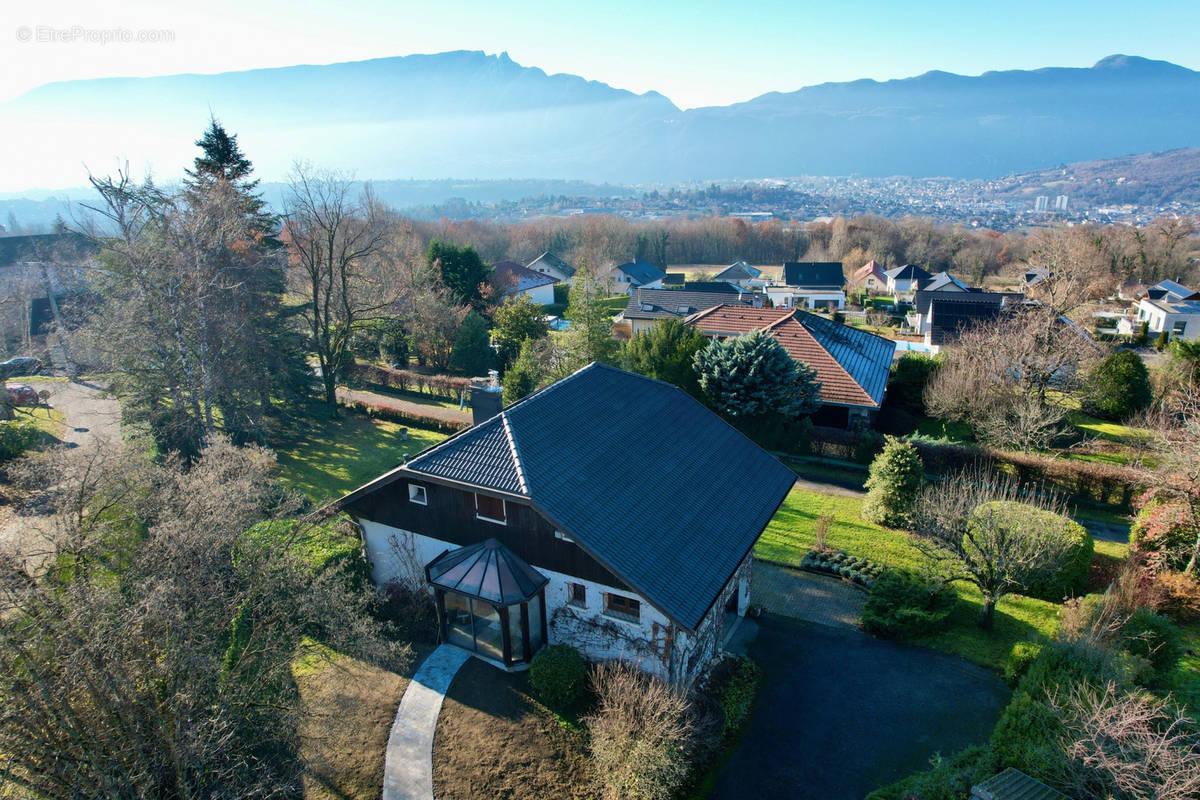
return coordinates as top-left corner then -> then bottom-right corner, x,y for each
1067,411 -> 1152,444
1093,538 -> 1130,560
600,294 -> 630,315
1164,623 -> 1200,711
757,486 -> 1062,670
913,417 -> 975,443
272,403 -> 447,503
347,381 -> 466,412
11,405 -> 66,439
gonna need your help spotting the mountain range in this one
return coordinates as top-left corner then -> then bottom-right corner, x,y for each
2,51 -> 1199,191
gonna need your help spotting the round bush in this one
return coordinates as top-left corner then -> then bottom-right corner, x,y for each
972,501 -> 1093,600
861,569 -> 956,640
529,644 -> 587,710
1081,349 -> 1152,421
1003,641 -> 1044,687
1121,608 -> 1184,686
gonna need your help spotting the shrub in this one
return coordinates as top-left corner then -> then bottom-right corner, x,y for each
989,691 -> 1068,782
707,656 -> 761,739
1081,349 -> 1153,421
378,580 -> 439,643
1018,639 -> 1135,697
1004,641 -> 1044,687
529,644 -> 587,711
1150,570 -> 1200,623
1120,608 -> 1184,686
886,353 -> 941,416
865,745 -> 997,800
853,429 -> 884,464
861,436 -> 924,527
0,420 -> 43,461
586,660 -> 692,800
339,397 -> 468,434
1130,494 -> 1198,573
971,501 -> 1092,600
861,569 -> 956,639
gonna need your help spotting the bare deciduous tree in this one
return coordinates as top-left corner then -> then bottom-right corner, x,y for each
909,465 -> 1075,628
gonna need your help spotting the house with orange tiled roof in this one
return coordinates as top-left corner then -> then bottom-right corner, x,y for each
687,304 -> 896,427
850,260 -> 888,293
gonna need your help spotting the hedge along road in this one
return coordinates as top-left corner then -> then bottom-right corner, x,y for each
708,615 -> 1009,800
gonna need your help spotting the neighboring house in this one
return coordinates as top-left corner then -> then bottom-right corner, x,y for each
338,363 -> 795,684
1022,267 -> 1051,290
613,258 -> 666,294
713,260 -> 765,289
664,272 -> 686,287
1118,279 -> 1200,340
765,261 -> 847,310
687,304 -> 895,427
917,271 -> 971,293
525,251 -> 576,284
491,261 -> 556,305
884,264 -> 933,297
912,291 -> 1011,350
0,232 -> 97,341
850,260 -> 888,293
616,288 -> 747,336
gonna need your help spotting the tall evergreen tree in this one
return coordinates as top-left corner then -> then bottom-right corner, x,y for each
693,330 -> 821,418
427,240 -> 490,310
563,262 -> 619,368
185,119 -> 276,242
621,318 -> 709,397
449,311 -> 494,376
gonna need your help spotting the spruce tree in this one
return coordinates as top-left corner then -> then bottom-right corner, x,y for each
449,311 -> 494,376
502,338 -> 542,406
862,436 -> 925,528
622,317 -> 709,397
693,330 -> 821,418
185,119 -> 276,240
563,262 -> 618,368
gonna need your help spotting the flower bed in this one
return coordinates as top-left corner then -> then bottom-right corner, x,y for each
799,548 -> 885,589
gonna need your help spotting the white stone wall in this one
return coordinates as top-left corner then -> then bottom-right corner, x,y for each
355,519 -> 750,685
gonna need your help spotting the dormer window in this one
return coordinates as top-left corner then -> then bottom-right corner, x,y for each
408,483 -> 428,505
475,493 -> 507,525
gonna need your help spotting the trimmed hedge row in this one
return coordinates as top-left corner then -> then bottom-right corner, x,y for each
339,397 -> 469,434
346,362 -> 472,399
800,548 -> 885,589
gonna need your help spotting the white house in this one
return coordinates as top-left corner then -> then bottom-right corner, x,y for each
491,261 -> 556,305
764,261 -> 846,310
884,264 -> 932,297
337,364 -> 794,685
525,251 -> 576,284
1118,280 -> 1200,341
612,258 -> 666,294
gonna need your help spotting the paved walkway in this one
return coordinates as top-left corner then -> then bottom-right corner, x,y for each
752,562 -> 866,630
383,644 -> 472,800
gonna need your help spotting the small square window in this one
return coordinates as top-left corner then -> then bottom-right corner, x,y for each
567,582 -> 586,607
554,530 -> 574,543
408,483 -> 427,505
475,493 -> 506,525
604,593 -> 640,622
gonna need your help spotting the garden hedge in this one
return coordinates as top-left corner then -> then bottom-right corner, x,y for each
861,569 -> 956,639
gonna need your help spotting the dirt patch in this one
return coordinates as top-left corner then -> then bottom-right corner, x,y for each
295,643 -> 432,800
433,657 -> 592,800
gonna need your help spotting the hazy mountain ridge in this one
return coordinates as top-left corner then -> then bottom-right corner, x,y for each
2,51 -> 1198,190
986,148 -> 1200,206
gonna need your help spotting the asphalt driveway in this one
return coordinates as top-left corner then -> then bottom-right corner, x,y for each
709,616 -> 1009,800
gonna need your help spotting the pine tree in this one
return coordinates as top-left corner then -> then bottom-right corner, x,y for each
861,436 -> 925,528
563,262 -> 618,368
693,330 -> 821,418
185,119 -> 276,240
449,311 -> 494,376
502,338 -> 542,406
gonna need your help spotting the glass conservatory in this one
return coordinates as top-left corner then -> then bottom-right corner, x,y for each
425,538 -> 548,668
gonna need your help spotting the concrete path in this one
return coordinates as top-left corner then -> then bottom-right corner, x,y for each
752,562 -> 866,630
382,644 -> 472,800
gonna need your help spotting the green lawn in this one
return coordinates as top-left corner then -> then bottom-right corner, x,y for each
1066,410 -> 1152,444
1164,623 -> 1200,710
272,404 -> 447,503
757,486 -> 1062,670
11,405 -> 66,439
913,417 -> 975,443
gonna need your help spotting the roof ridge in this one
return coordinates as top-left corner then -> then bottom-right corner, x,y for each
499,411 -> 529,494
790,314 -> 876,406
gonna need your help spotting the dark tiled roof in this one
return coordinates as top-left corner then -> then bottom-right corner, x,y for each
663,272 -> 686,286
426,538 -> 548,605
884,263 -> 932,282
0,232 -> 96,267
525,251 -> 575,278
971,768 -> 1068,800
622,288 -> 745,321
782,261 -> 845,289
492,260 -> 556,295
914,289 -> 1009,315
918,271 -> 970,292
616,258 -> 666,285
342,364 -> 795,630
928,295 -> 1006,344
714,261 -> 761,281
688,305 -> 894,408
684,281 -> 744,294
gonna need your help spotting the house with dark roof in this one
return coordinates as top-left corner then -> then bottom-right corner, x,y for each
687,304 -> 895,426
616,287 -> 748,336
338,363 -> 794,684
918,271 -> 971,293
713,261 -> 765,289
850,260 -> 888,293
663,272 -> 686,286
884,264 -> 933,297
1118,279 -> 1200,341
913,291 -> 1013,350
491,261 -> 556,305
525,251 -> 576,284
612,258 -> 666,294
765,261 -> 847,310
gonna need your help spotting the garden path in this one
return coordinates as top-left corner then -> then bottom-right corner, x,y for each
382,644 -> 471,800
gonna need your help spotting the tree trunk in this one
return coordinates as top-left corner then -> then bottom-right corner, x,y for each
978,596 -> 996,629
322,371 -> 337,409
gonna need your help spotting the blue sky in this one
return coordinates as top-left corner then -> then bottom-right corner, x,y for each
1,0 -> 1198,108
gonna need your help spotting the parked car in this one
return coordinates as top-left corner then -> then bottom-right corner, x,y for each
0,357 -> 41,379
5,384 -> 39,406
